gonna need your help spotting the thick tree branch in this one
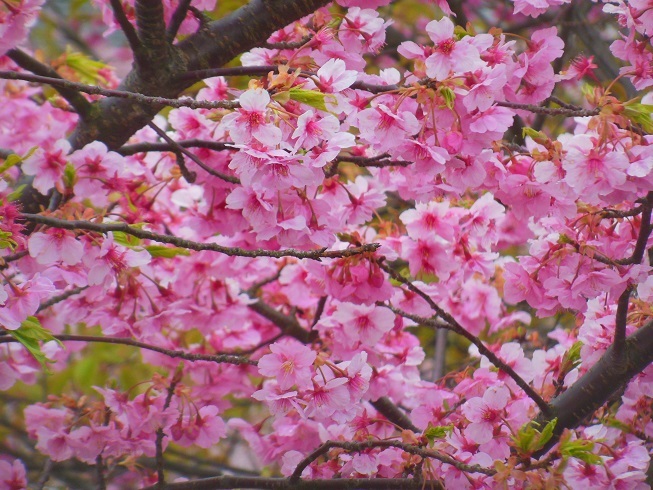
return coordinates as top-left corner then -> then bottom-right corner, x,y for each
6,49 -> 92,117
69,0 -> 331,150
117,139 -> 235,156
247,300 -> 316,344
0,71 -> 237,110
370,397 -> 420,432
534,318 -> 653,456
19,213 -> 380,260
134,0 -> 171,77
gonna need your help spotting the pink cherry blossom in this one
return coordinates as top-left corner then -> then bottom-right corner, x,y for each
21,139 -> 71,194
424,17 -> 485,80
220,89 -> 282,146
258,340 -> 316,390
170,405 -> 227,448
316,59 -> 357,93
0,274 -> 55,330
0,0 -> 45,54
332,303 -> 395,346
461,385 -> 511,444
0,459 -> 27,490
28,229 -> 84,266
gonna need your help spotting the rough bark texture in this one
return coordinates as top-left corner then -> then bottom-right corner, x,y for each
534,320 -> 653,456
69,0 -> 331,150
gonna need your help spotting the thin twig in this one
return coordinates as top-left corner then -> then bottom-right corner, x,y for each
377,261 -> 551,416
166,0 -> 192,42
19,213 -> 381,261
0,334 -> 255,366
108,0 -> 142,55
35,459 -> 54,490
37,286 -> 88,313
290,439 -> 494,483
496,100 -> 600,117
0,251 -> 29,270
95,454 -> 107,490
146,121 -> 236,184
264,35 -> 313,50
156,372 -> 182,488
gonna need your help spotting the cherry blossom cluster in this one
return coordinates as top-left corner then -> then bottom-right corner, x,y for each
1,0 -> 653,488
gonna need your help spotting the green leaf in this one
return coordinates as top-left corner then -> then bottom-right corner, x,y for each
560,439 -> 603,465
145,245 -> 191,258
560,341 -> 582,373
0,146 -> 37,175
63,162 -> 77,189
439,87 -> 456,109
0,154 -> 23,175
112,230 -> 142,247
288,88 -> 333,112
424,424 -> 454,445
512,419 -> 557,454
63,48 -> 111,85
522,127 -> 547,143
6,184 -> 26,202
624,103 -> 653,134
0,230 -> 18,250
8,317 -> 63,374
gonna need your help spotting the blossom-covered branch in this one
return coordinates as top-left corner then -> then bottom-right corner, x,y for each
20,214 -> 380,260
290,440 -> 496,482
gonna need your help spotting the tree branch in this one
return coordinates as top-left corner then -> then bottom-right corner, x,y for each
70,0 -> 332,150
533,318 -> 653,456
496,100 -> 600,117
370,397 -> 420,432
146,121 -> 237,184
6,49 -> 92,117
385,303 -> 551,416
134,0 -> 170,77
290,440 -> 494,485
108,0 -> 142,55
244,295 -> 420,433
247,300 -> 316,344
0,334 -> 255,366
0,70 -> 237,110
166,0 -> 193,42
117,139 -> 235,156
144,476 -> 433,490
156,371 -> 182,488
614,192 -> 653,357
19,213 -> 380,260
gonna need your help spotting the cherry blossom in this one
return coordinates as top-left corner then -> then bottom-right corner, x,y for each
2,1 -> 653,488
258,340 -> 316,390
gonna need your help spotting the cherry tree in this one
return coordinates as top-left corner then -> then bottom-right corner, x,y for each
0,0 -> 652,488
